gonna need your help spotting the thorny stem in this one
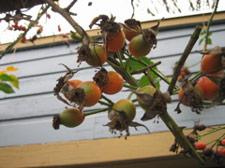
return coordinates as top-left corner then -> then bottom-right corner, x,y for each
0,5 -> 50,59
159,110 -> 205,165
167,25 -> 202,95
203,0 -> 219,51
111,52 -> 205,165
45,0 -> 90,46
84,108 -> 109,117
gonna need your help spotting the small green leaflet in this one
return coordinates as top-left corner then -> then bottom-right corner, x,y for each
126,57 -> 160,89
0,74 -> 15,82
0,82 -> 15,94
8,74 -> 19,89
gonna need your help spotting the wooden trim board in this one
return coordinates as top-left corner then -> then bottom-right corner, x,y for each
0,125 -> 224,168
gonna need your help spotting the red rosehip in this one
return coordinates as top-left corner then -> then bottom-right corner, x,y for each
195,142 -> 206,150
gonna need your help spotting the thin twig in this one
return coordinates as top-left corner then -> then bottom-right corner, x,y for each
65,0 -> 78,11
204,0 -> 219,51
84,108 -> 109,117
45,0 -> 90,46
144,71 -> 156,88
131,0 -> 135,19
130,61 -> 161,75
101,95 -> 114,106
0,5 -> 50,59
167,25 -> 202,95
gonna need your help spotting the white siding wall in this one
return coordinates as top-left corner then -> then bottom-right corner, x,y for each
0,23 -> 225,146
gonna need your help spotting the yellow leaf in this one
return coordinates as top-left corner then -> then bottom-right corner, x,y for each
5,66 -> 19,72
0,70 -> 6,75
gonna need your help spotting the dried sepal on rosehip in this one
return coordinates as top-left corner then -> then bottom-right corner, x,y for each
77,43 -> 107,67
93,68 -> 124,95
177,80 -> 203,114
93,68 -> 109,88
73,81 -> 102,107
123,18 -> 142,41
53,108 -> 85,129
105,99 -> 150,138
89,15 -> 126,52
130,86 -> 170,121
53,64 -> 80,106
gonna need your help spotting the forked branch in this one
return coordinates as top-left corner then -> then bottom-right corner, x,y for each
44,0 -> 90,46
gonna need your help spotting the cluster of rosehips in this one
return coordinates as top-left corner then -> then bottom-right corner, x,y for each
186,125 -> 225,162
53,68 -> 125,129
53,15 -> 160,134
8,21 -> 27,31
178,48 -> 225,113
177,66 -> 191,82
194,141 -> 225,156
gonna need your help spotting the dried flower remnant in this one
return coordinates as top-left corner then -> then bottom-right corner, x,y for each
176,81 -> 203,114
105,99 -> 150,138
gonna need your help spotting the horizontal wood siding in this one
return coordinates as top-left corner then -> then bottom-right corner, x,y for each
0,21 -> 225,147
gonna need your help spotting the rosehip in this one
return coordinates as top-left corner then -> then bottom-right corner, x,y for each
137,85 -> 157,109
203,147 -> 214,157
77,81 -> 101,107
129,34 -> 152,57
68,79 -> 82,88
194,76 -> 219,100
195,142 -> 206,150
53,108 -> 85,129
220,139 -> 225,146
112,99 -> 136,121
201,54 -> 222,75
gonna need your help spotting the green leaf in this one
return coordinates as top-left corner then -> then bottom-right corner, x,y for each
200,29 -> 206,36
0,82 -> 15,94
138,57 -> 153,65
198,38 -> 204,45
208,32 -> 212,36
0,74 -> 15,82
126,57 -> 156,73
139,75 -> 160,89
139,75 -> 150,87
207,38 -> 212,45
8,74 -> 19,89
0,74 -> 19,89
126,59 -> 145,73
